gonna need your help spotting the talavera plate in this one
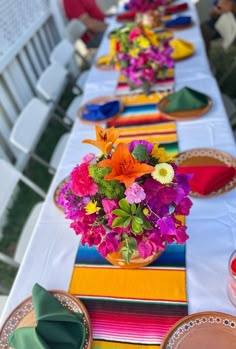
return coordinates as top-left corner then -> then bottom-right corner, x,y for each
160,311 -> 236,349
0,290 -> 92,349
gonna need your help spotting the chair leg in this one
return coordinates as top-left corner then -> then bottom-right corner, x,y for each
30,152 -> 56,175
0,252 -> 19,268
20,173 -> 46,199
53,108 -> 72,129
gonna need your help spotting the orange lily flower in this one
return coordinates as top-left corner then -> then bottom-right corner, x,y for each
82,125 -> 120,155
98,143 -> 154,189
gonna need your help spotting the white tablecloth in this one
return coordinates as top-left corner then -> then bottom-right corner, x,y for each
1,0 -> 236,327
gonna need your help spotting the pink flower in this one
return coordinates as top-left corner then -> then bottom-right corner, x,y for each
81,225 -> 106,247
98,233 -> 120,256
125,183 -> 146,204
138,240 -> 153,258
175,225 -> 189,244
81,153 -> 97,164
129,27 -> 141,42
71,163 -> 98,197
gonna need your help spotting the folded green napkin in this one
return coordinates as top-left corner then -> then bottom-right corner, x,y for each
162,87 -> 209,113
8,283 -> 86,349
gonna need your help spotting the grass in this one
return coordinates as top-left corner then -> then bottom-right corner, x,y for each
0,85 -> 75,294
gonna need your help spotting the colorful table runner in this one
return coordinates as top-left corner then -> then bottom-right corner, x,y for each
69,100 -> 188,349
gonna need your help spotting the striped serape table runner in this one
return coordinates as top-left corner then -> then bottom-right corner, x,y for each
69,99 -> 188,349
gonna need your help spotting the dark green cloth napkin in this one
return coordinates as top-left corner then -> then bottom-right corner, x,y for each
8,283 -> 86,349
162,87 -> 209,113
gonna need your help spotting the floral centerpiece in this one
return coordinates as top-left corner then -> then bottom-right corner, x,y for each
125,0 -> 170,11
109,25 -> 174,94
58,126 -> 192,266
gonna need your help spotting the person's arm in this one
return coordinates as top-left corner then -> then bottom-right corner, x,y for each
209,4 -> 224,19
79,13 -> 107,32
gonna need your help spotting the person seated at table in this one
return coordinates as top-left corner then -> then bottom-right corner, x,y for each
63,0 -> 108,48
201,0 -> 236,53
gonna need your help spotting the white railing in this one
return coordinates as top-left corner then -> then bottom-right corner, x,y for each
0,1 -> 60,168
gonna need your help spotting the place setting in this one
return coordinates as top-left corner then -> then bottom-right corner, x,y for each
0,284 -> 92,349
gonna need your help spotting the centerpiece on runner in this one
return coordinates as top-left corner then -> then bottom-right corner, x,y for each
110,25 -> 174,95
58,126 -> 192,268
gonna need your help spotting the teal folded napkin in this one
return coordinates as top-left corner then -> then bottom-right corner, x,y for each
8,283 -> 86,349
161,87 -> 209,113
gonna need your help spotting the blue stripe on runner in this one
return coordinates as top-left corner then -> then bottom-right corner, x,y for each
75,244 -> 185,268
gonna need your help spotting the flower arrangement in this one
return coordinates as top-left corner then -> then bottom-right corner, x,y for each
109,25 -> 174,94
58,126 -> 192,263
125,0 -> 170,11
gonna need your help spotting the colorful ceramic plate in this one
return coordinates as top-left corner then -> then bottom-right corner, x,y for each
53,176 -> 70,211
0,290 -> 92,349
175,148 -> 236,197
158,95 -> 212,120
160,311 -> 236,349
78,96 -> 123,124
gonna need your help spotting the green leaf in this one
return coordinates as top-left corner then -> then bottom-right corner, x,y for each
131,204 -> 137,215
112,209 -> 130,217
120,246 -> 133,263
119,199 -> 131,213
126,237 -> 137,250
112,216 -> 130,228
131,219 -> 142,234
142,219 -> 152,230
132,144 -> 148,161
133,216 -> 143,225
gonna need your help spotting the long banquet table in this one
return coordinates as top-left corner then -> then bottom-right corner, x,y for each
1,0 -> 236,332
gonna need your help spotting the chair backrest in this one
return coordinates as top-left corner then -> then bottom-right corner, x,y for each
0,160 -> 45,222
10,98 -> 51,154
215,12 -> 236,50
0,159 -> 21,219
64,19 -> 86,44
50,39 -> 74,67
50,0 -> 68,38
36,62 -> 68,103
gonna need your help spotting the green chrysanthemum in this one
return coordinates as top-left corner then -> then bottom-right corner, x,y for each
89,164 -> 124,199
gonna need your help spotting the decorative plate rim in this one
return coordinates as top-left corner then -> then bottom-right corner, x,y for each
158,95 -> 212,120
160,311 -> 236,349
77,96 -> 123,124
53,176 -> 70,212
0,290 -> 92,349
175,148 -> 236,197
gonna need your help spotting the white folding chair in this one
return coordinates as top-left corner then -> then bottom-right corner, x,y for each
0,159 -> 46,268
49,39 -> 89,91
36,62 -> 68,106
50,39 -> 79,79
10,98 -> 70,173
65,19 -> 95,68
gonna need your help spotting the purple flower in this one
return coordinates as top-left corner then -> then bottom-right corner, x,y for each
176,225 -> 189,244
129,140 -> 153,154
175,197 -> 193,215
98,232 -> 120,256
158,216 -> 176,235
